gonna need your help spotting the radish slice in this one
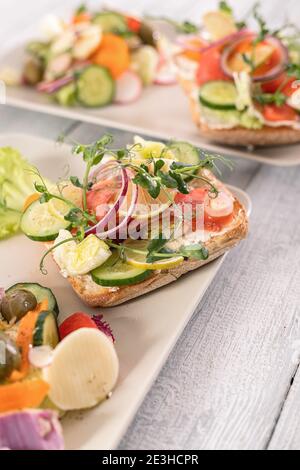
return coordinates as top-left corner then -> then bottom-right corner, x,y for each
205,191 -> 234,218
59,312 -> 98,340
43,328 -> 119,411
154,61 -> 177,85
115,71 -> 142,104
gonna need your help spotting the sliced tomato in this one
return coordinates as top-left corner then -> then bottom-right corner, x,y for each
262,103 -> 298,121
175,187 -> 207,208
59,313 -> 98,340
127,16 -> 141,33
261,73 -> 297,96
196,48 -> 230,85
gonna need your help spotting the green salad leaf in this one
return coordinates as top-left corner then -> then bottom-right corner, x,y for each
0,147 -> 39,239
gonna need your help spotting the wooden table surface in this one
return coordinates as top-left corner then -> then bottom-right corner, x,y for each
1,0 -> 300,450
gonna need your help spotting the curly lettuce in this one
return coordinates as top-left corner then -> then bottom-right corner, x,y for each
0,147 -> 40,239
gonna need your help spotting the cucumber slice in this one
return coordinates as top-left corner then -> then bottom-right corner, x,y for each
21,199 -> 71,241
169,141 -> 200,165
6,283 -> 59,316
168,141 -> 200,182
76,65 -> 115,107
199,80 -> 237,110
54,82 -> 76,106
91,250 -> 151,287
93,11 -> 128,34
33,310 -> 59,348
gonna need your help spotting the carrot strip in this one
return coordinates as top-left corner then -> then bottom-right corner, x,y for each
9,299 -> 48,382
0,380 -> 49,412
92,33 -> 130,79
23,193 -> 40,212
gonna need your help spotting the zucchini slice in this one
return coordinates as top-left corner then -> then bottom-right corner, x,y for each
199,80 -> 237,110
91,250 -> 151,287
76,65 -> 115,107
6,283 -> 59,316
93,11 -> 128,34
169,141 -> 200,166
33,310 -> 59,348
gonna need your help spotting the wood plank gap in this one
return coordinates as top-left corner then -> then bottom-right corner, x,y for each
265,362 -> 300,449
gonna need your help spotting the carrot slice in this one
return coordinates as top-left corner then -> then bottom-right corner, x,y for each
92,33 -> 130,79
0,380 -> 49,412
9,299 -> 48,382
23,193 -> 40,212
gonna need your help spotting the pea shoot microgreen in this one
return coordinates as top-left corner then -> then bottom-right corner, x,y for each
37,135 -> 230,274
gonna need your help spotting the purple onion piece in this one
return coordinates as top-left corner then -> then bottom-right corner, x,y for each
0,410 -> 64,450
92,315 -> 115,343
85,163 -> 136,240
37,75 -> 74,94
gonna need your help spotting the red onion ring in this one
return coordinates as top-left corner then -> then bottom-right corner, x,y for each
96,172 -> 139,240
37,75 -> 73,94
85,161 -> 129,237
199,29 -> 252,53
221,34 -> 289,83
176,34 -> 208,52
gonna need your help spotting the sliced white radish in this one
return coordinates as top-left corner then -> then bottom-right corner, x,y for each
288,88 -> 300,111
154,61 -> 177,85
43,328 -> 119,411
205,191 -> 234,218
115,71 -> 142,104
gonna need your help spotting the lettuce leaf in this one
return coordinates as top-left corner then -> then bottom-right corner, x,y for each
0,147 -> 40,239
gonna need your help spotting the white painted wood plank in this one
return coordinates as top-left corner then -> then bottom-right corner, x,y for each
268,366 -> 300,449
119,164 -> 300,450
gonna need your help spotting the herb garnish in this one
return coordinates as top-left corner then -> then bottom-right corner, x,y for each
38,135 -> 228,273
219,1 -> 233,15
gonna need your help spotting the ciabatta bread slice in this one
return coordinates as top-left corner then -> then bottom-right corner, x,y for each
63,176 -> 248,307
188,92 -> 300,147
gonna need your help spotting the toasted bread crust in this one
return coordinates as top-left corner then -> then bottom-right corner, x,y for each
66,198 -> 248,308
187,85 -> 300,148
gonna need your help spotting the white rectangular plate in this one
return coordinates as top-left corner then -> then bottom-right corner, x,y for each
1,39 -> 300,167
0,133 -> 250,450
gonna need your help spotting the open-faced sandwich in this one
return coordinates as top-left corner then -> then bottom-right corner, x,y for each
20,135 -> 248,307
174,1 -> 300,147
0,284 -> 119,450
3,6 -> 175,107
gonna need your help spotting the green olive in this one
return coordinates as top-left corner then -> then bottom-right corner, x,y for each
0,332 -> 21,382
1,289 -> 37,322
23,59 -> 43,85
139,22 -> 156,47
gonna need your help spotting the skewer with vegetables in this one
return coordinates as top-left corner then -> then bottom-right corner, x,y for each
0,284 -> 119,450
15,5 -> 176,107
